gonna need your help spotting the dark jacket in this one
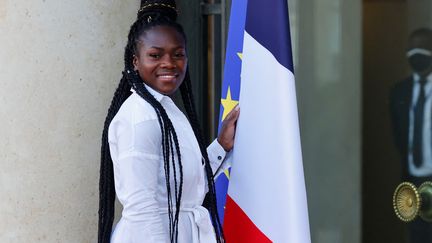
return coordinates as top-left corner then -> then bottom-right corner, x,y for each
389,76 -> 413,180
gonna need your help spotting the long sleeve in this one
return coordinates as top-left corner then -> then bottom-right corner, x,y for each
206,139 -> 230,179
109,118 -> 169,243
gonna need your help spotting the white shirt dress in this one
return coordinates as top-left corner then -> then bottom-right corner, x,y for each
108,85 -> 228,243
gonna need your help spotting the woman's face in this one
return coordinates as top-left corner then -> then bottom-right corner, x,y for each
133,25 -> 187,95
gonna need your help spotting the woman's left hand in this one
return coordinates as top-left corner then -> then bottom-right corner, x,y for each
217,105 -> 240,152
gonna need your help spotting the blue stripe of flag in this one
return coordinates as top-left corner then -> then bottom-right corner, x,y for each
245,0 -> 294,72
215,0 -> 248,223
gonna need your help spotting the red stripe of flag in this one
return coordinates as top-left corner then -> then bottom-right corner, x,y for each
223,195 -> 272,243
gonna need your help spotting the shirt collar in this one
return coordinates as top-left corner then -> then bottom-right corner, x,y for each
413,72 -> 432,83
131,83 -> 166,102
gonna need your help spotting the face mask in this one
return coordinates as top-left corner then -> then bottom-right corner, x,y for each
407,48 -> 432,73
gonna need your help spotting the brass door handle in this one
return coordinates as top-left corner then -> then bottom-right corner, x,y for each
393,181 -> 432,222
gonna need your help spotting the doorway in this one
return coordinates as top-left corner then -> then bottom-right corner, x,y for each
362,0 -> 432,242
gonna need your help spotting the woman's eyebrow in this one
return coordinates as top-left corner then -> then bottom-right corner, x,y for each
148,45 -> 185,50
148,46 -> 163,50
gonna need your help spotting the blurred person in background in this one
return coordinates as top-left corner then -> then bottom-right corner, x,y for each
390,28 -> 432,243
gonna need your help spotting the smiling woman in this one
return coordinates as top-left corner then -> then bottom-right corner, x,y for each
133,25 -> 188,95
98,1 -> 239,243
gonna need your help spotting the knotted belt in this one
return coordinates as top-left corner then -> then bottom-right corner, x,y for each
160,205 -> 216,243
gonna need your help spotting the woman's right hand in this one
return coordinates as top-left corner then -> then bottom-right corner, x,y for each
217,105 -> 240,152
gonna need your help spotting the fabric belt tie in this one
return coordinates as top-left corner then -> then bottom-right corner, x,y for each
160,205 -> 216,243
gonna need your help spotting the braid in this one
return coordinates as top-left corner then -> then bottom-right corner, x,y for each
180,70 -> 224,242
98,75 -> 131,243
99,2 -> 224,242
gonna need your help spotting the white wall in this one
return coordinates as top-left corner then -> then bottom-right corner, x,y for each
0,1 -> 138,242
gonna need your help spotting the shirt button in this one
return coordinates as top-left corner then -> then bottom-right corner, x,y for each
218,156 -> 222,160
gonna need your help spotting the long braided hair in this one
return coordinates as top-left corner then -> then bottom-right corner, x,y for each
98,1 -> 224,242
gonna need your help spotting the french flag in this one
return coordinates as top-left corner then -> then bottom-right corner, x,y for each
216,0 -> 311,242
